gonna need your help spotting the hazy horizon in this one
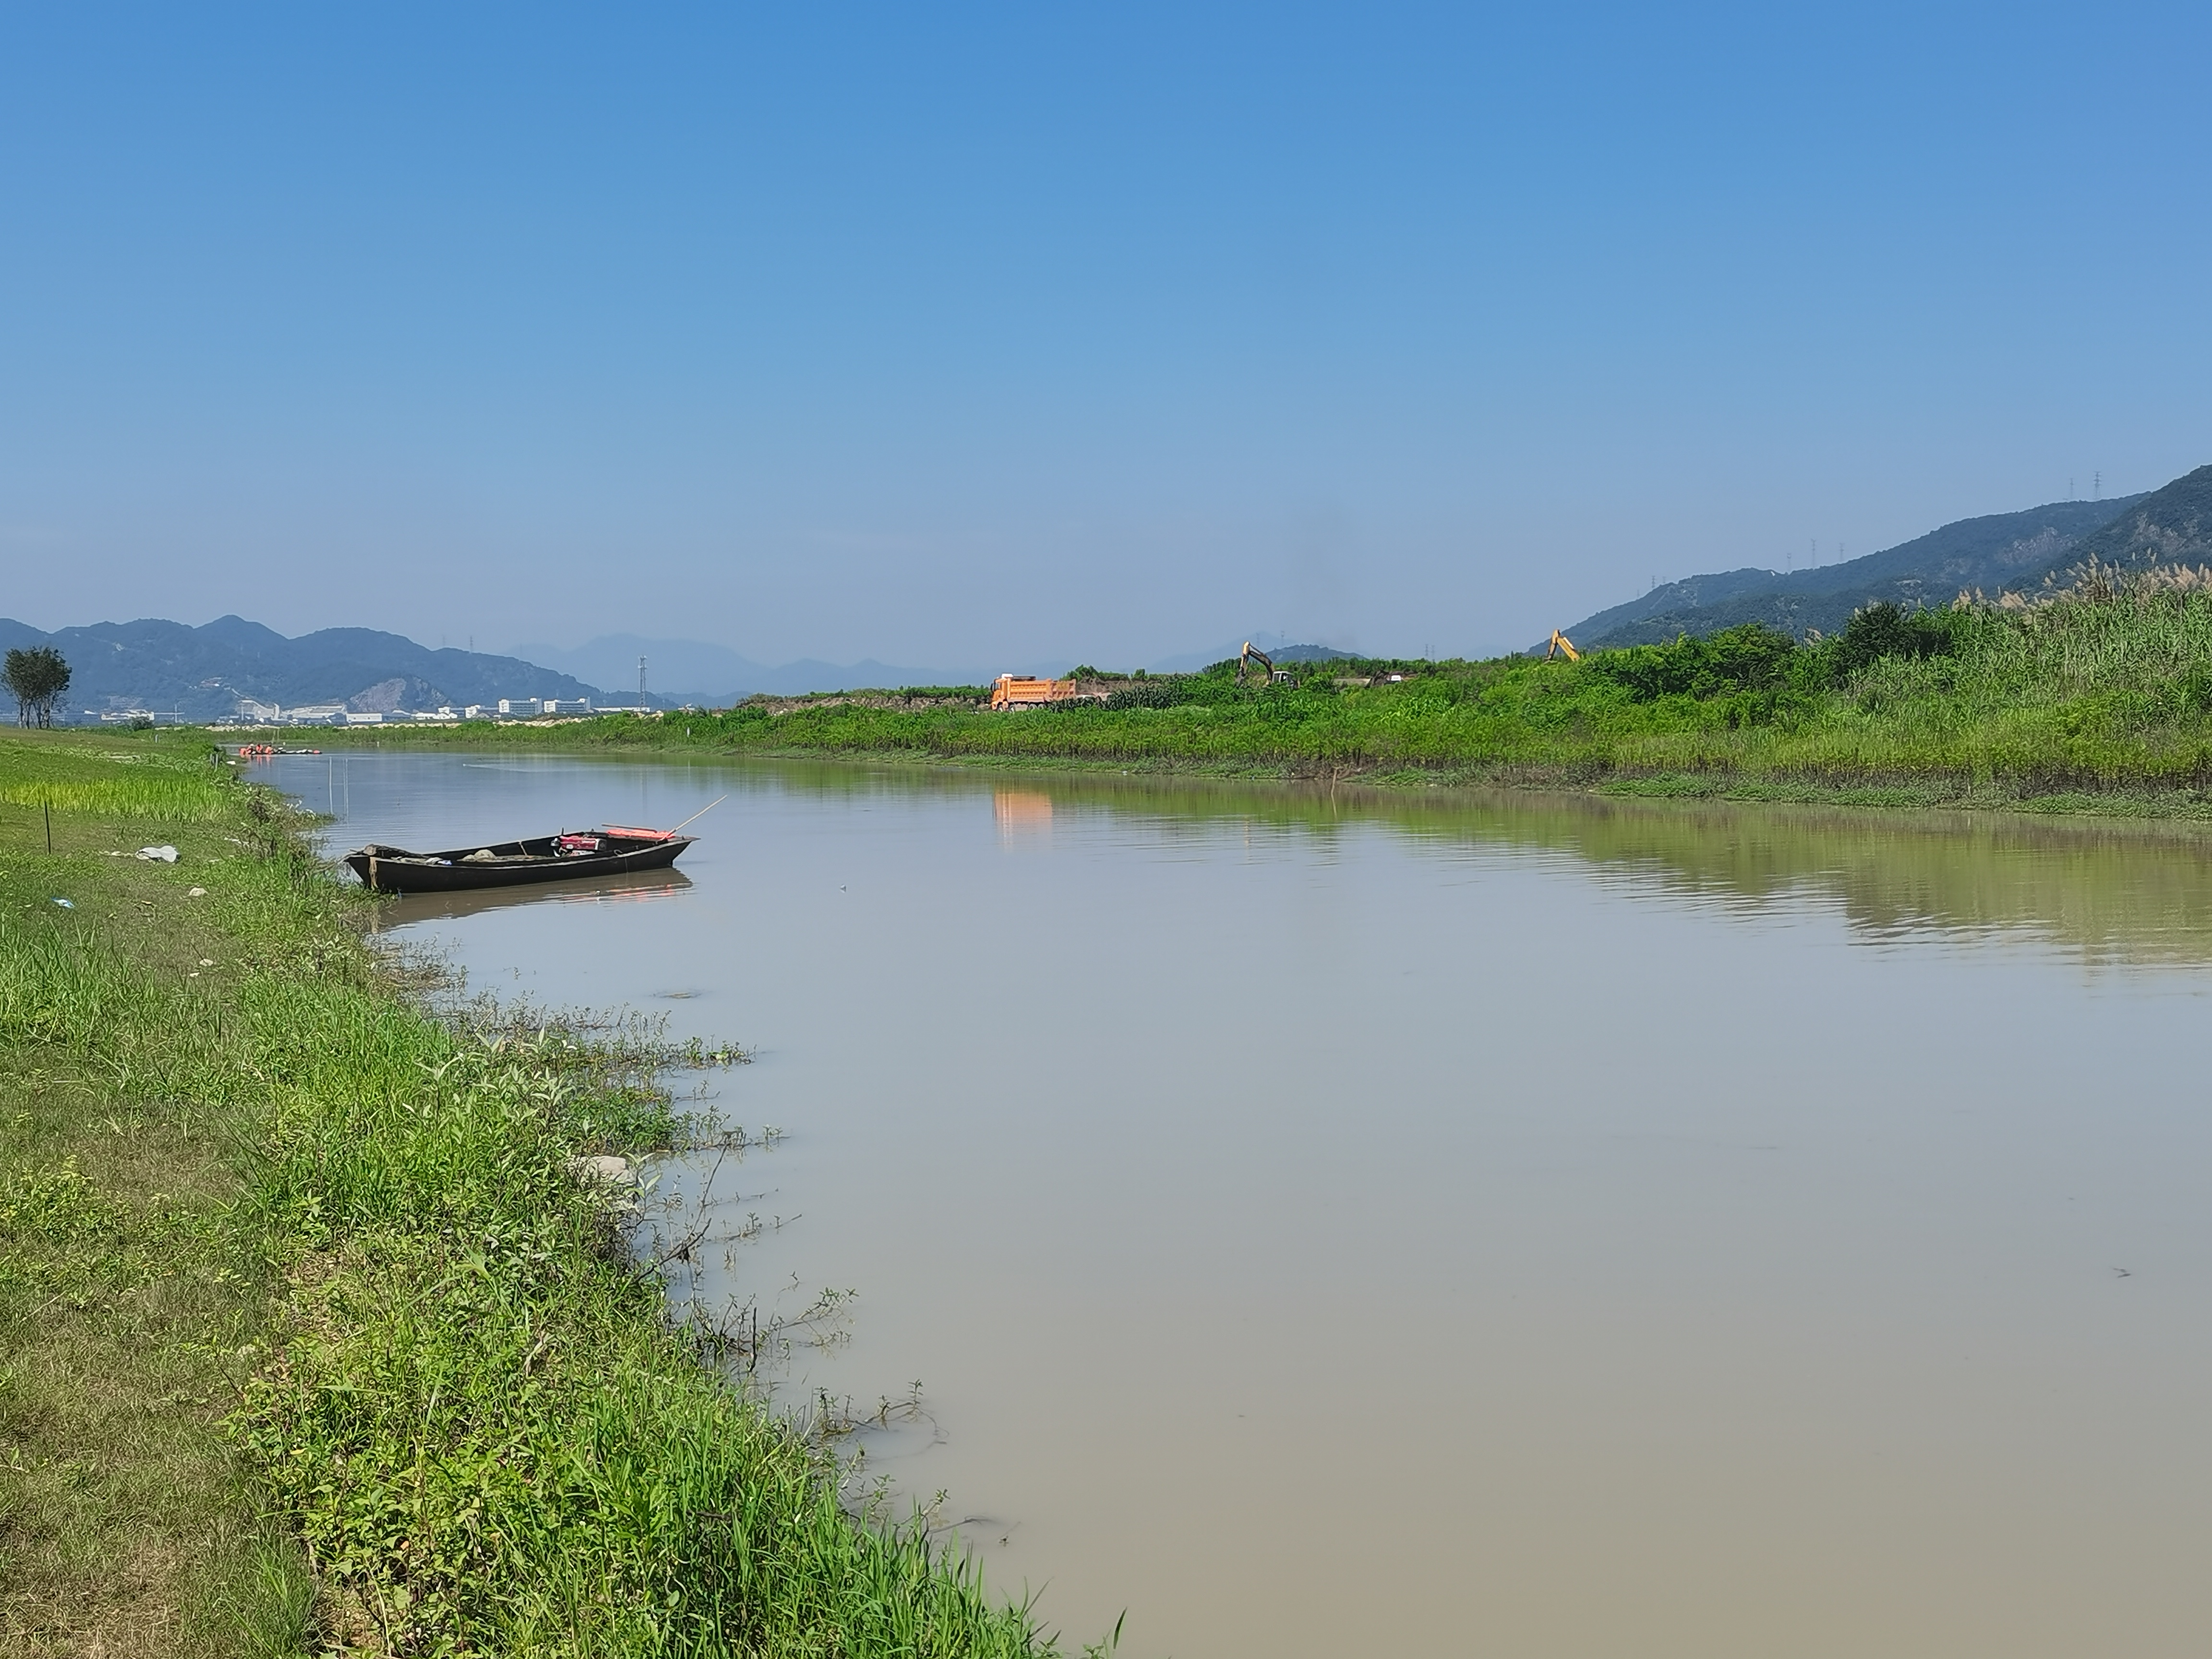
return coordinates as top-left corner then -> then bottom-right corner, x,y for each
4,7 -> 2207,664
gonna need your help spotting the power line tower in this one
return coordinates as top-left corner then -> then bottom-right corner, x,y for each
639,656 -> 648,707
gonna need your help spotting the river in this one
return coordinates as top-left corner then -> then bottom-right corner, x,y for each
273,749 -> 2212,1658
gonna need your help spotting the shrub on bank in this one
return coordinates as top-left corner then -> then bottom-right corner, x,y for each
1827,601 -> 1964,680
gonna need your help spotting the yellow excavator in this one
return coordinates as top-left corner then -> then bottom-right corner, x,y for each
1238,641 -> 1279,686
1543,630 -> 1581,662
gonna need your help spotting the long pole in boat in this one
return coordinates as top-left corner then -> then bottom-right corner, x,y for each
663,795 -> 728,836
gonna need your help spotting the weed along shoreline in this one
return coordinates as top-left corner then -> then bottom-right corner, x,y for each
296,566 -> 2212,823
0,728 -> 1077,1657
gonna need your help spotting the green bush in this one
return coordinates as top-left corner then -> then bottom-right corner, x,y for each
1584,623 -> 1803,701
1829,601 -> 1961,680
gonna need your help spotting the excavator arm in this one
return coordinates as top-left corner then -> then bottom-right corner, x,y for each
1544,630 -> 1581,662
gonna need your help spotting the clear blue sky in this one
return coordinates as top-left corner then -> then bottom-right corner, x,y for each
3,3 -> 2207,667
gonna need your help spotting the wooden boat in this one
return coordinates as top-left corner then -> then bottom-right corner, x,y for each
343,826 -> 696,893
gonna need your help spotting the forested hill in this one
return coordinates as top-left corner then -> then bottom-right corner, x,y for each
2048,463 -> 2212,575
1566,493 -> 2146,649
0,615 -> 600,722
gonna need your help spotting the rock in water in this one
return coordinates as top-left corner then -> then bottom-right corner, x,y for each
567,1154 -> 636,1188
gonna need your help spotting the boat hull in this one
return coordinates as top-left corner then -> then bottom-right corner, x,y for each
343,832 -> 695,893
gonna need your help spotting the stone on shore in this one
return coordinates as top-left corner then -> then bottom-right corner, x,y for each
567,1154 -> 636,1188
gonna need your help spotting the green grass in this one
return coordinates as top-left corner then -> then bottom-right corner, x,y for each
0,733 -> 237,825
308,567 -> 2212,816
0,729 -> 1079,1658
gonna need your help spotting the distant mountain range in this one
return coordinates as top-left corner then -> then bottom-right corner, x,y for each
0,615 -> 602,724
2065,463 -> 2212,571
23,466 -> 2211,723
513,632 -> 1360,696
1561,461 -> 2212,649
0,613 -> 1367,725
508,635 -> 993,703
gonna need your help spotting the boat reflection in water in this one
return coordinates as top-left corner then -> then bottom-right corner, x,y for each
367,868 -> 695,928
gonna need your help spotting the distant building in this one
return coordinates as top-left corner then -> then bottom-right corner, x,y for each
497,697 -> 542,716
343,711 -> 385,725
234,697 -> 281,722
542,698 -> 592,715
283,704 -> 349,725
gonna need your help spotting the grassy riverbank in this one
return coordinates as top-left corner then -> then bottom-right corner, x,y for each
0,730 -> 1070,1656
313,567 -> 2212,815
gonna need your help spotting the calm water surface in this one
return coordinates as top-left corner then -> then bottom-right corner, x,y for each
275,751 -> 2212,1658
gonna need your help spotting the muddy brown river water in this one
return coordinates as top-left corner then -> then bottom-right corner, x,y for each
279,750 -> 2212,1658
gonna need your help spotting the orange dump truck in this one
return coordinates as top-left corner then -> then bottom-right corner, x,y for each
989,674 -> 1102,709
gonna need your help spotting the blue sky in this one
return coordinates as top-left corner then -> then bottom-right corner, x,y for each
2,3 -> 2207,667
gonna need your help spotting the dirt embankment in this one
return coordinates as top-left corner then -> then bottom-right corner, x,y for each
743,691 -> 987,716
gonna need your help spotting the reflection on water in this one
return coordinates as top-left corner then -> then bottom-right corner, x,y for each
280,752 -> 2212,1658
368,869 -> 694,926
992,788 -> 1054,841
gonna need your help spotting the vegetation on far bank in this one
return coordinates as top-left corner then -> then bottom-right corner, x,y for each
0,729 -> 1074,1656
310,563 -> 2212,813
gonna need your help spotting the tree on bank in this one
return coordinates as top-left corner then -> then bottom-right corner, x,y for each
4,646 -> 71,727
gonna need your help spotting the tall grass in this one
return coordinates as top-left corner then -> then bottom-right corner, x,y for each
1851,566 -> 2212,707
0,731 -> 237,822
0,774 -> 237,820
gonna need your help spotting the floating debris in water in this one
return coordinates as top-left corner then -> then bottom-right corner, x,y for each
50,898 -> 73,908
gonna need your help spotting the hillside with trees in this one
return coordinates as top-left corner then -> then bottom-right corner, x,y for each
1566,493 -> 2148,648
0,615 -> 601,722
